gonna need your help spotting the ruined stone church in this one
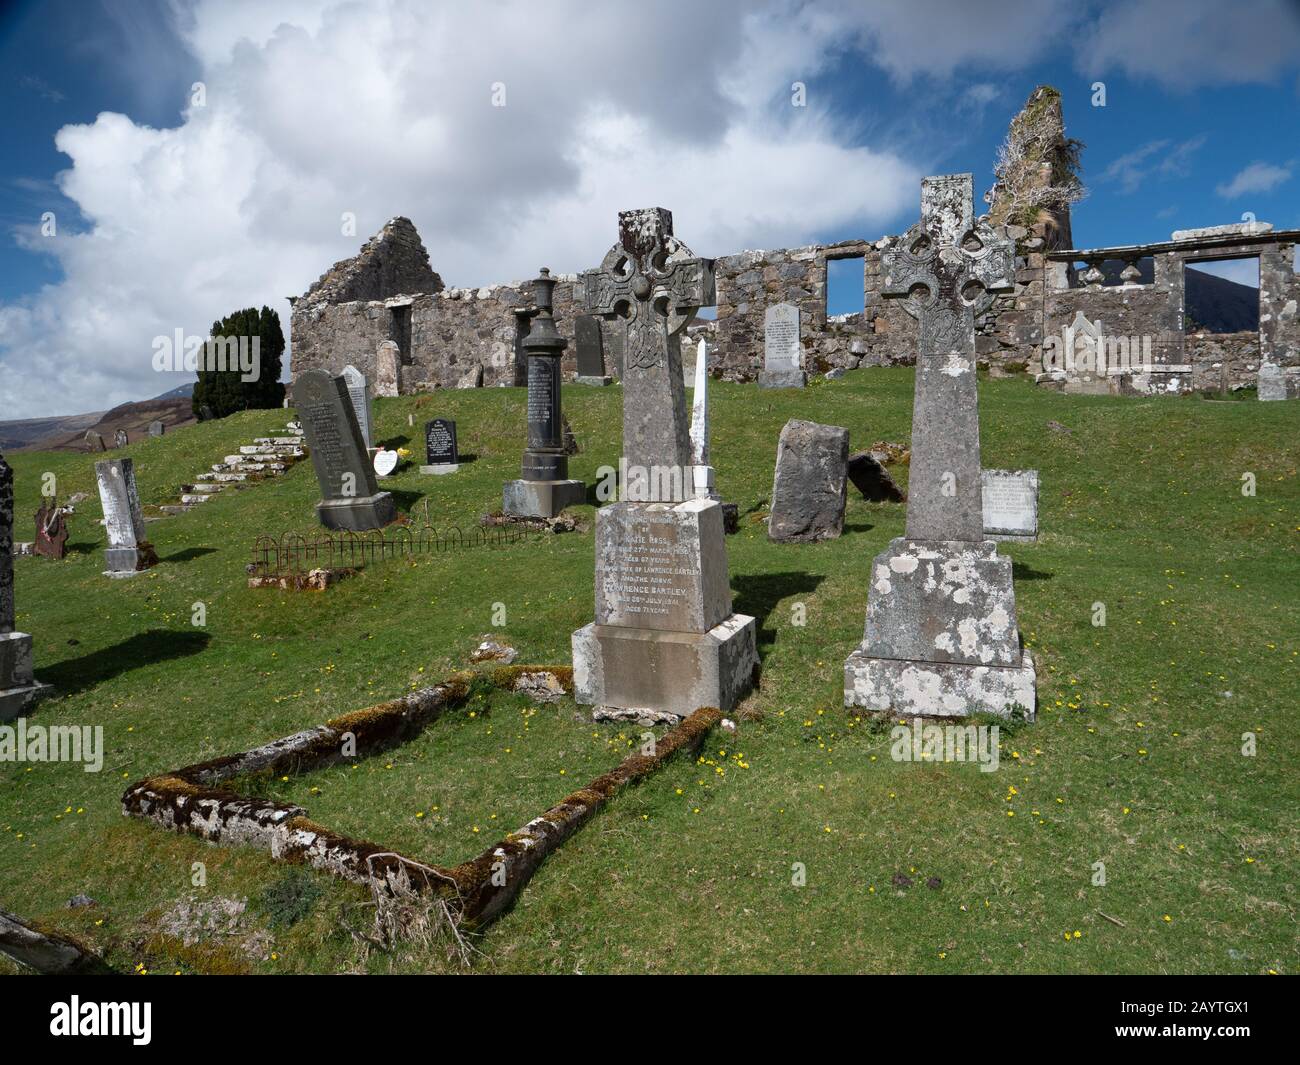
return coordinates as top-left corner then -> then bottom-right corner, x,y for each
290,87 -> 1299,400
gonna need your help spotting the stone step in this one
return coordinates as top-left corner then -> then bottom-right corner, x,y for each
180,483 -> 225,494
196,472 -> 248,483
254,436 -> 303,445
180,494 -> 214,505
159,504 -> 194,515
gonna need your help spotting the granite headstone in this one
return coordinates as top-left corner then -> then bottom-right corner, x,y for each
844,174 -> 1036,719
296,369 -> 396,529
571,207 -> 757,717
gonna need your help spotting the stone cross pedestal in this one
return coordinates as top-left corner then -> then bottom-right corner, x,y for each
844,174 -> 1036,719
572,208 -> 756,717
1,453 -> 50,722
296,369 -> 397,529
503,268 -> 586,518
94,458 -> 159,577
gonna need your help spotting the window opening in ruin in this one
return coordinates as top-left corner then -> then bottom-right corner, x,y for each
1070,256 -> 1154,287
1184,256 -> 1259,334
826,255 -> 865,318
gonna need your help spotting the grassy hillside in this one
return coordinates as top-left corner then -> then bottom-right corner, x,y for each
1,368 -> 1296,974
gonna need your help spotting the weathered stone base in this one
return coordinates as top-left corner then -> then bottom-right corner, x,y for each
575,375 -> 613,387
315,492 -> 397,531
0,632 -> 50,723
572,613 -> 757,717
502,478 -> 586,518
758,369 -> 807,389
419,463 -> 461,475
844,649 -> 1036,720
103,542 -> 158,577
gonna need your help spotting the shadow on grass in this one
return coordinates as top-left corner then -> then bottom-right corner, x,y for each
39,629 -> 212,701
387,489 -> 425,512
1011,560 -> 1054,582
733,571 -> 825,652
161,547 -> 218,563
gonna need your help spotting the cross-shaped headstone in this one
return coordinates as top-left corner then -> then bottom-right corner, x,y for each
581,208 -> 714,478
882,174 -> 1014,541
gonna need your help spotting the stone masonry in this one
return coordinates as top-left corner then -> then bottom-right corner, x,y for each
289,90 -> 1299,399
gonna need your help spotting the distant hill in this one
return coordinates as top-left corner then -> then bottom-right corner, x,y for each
7,395 -> 196,453
1096,259 -> 1259,332
0,410 -> 104,451
1,380 -> 199,453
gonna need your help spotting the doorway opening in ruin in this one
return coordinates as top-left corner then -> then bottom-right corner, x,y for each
826,255 -> 866,319
1183,256 -> 1259,333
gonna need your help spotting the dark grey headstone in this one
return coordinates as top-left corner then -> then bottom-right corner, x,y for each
768,419 -> 849,542
424,419 -> 458,465
296,369 -> 395,530
1,452 -> 50,720
575,315 -> 606,378
848,451 -> 905,503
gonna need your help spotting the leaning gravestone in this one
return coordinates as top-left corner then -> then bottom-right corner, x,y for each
113,429 -> 128,448
296,369 -> 396,530
768,419 -> 849,542
982,469 -> 1039,542
1,453 -> 50,722
844,173 -> 1036,719
503,268 -> 586,517
339,365 -> 374,449
571,207 -> 756,717
94,458 -> 159,577
148,420 -> 165,437
84,430 -> 105,452
847,451 -> 905,503
759,302 -> 806,388
574,314 -> 611,386
420,419 -> 459,474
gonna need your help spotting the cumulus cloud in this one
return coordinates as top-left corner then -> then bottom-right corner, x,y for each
1215,161 -> 1293,199
1076,0 -> 1300,90
0,0 -> 927,418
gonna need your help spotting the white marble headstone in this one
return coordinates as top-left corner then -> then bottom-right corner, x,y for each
981,469 -> 1039,541
764,303 -> 801,372
340,364 -> 374,449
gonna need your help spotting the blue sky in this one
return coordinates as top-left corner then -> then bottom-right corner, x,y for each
1,0 -> 1298,417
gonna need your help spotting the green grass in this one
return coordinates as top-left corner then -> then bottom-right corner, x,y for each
1,368 -> 1296,974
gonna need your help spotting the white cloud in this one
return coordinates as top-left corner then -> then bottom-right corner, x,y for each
1076,0 -> 1300,90
1215,161 -> 1293,199
1099,135 -> 1206,194
0,0 -> 925,418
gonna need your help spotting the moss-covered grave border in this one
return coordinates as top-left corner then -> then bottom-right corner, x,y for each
122,665 -> 722,930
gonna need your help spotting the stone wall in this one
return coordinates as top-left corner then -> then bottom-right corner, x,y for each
1041,228 -> 1299,395
290,275 -> 589,391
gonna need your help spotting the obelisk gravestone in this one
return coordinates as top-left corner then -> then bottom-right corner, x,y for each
843,174 -> 1036,718
571,208 -> 757,717
503,268 -> 586,518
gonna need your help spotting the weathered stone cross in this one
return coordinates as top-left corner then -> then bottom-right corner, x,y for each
882,174 -> 1015,541
582,208 -> 715,478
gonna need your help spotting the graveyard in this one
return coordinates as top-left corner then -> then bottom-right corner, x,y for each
2,364 -> 1296,974
2,1 -> 1299,998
